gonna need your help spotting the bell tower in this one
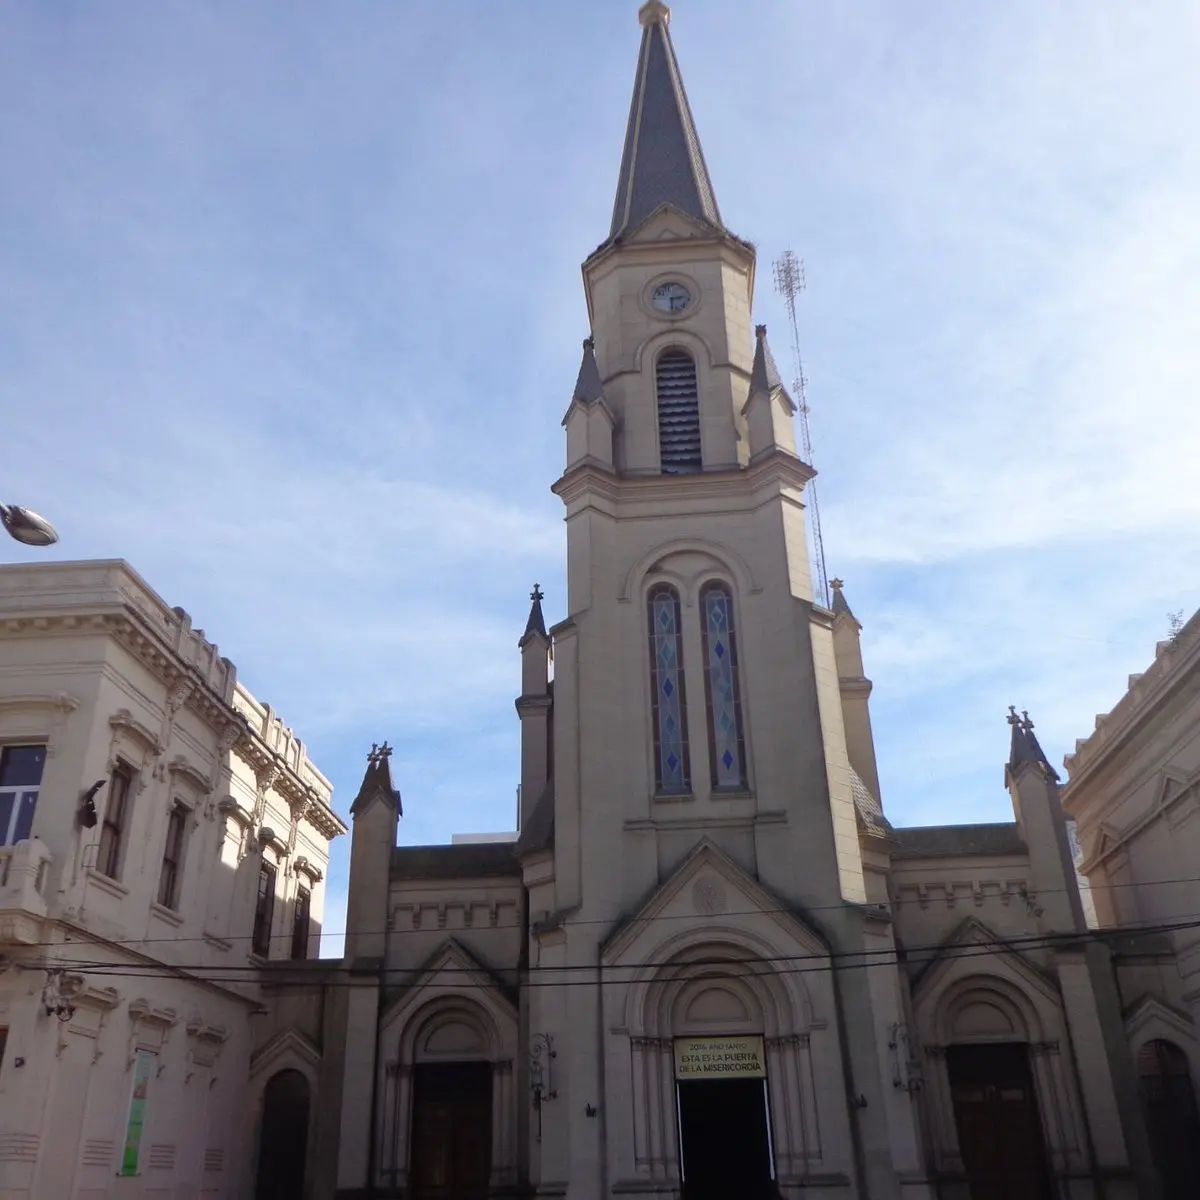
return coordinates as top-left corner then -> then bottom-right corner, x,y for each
551,0 -> 864,920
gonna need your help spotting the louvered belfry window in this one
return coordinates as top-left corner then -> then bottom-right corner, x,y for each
656,349 -> 702,473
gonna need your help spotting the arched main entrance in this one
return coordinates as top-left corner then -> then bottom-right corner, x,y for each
1137,1038 -> 1200,1199
623,933 -> 831,1199
255,1068 -> 310,1200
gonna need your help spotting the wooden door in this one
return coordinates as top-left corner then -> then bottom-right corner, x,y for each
947,1043 -> 1052,1200
410,1062 -> 492,1200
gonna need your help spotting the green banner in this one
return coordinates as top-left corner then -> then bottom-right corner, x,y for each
121,1049 -> 154,1176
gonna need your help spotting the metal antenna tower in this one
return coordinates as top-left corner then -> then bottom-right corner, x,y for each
773,250 -> 830,609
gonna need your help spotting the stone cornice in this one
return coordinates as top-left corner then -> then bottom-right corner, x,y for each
1064,610 -> 1200,794
0,692 -> 79,716
552,451 -> 814,511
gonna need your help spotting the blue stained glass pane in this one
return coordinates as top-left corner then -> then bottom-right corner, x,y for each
704,589 -> 743,788
650,591 -> 688,791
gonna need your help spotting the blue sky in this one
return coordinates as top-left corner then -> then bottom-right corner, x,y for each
3,2 -> 1197,955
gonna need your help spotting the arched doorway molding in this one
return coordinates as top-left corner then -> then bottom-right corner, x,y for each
248,1029 -> 321,1200
377,940 -> 518,1192
614,922 -> 845,1187
914,954 -> 1087,1181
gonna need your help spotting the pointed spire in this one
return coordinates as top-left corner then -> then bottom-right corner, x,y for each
750,325 -> 788,400
350,741 -> 402,816
1007,707 -> 1060,782
522,583 -> 548,643
830,577 -> 854,618
609,3 -> 724,241
572,338 -> 604,405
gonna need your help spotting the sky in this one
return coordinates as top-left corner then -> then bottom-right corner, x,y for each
2,1 -> 1198,957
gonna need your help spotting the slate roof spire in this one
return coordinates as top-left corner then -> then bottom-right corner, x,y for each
522,583 -> 548,643
749,324 -> 788,399
1007,707 -> 1060,782
572,337 -> 605,405
830,577 -> 855,618
609,3 -> 724,241
350,741 -> 402,816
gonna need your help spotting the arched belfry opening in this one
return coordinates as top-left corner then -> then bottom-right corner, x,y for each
655,349 -> 701,473
255,1068 -> 311,1200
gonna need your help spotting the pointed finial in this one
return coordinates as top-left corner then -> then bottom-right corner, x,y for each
522,583 -> 548,642
583,336 -> 594,351
755,324 -> 767,340
639,0 -> 670,27
1007,705 -> 1021,725
1022,711 -> 1033,730
830,577 -> 844,590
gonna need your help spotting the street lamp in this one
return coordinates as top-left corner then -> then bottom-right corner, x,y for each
0,503 -> 59,548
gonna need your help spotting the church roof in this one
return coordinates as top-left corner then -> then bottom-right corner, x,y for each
608,3 -> 725,242
850,768 -> 893,839
391,842 -> 518,881
890,822 -> 1027,859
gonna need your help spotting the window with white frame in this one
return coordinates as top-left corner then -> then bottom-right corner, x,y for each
157,801 -> 189,910
0,744 -> 46,847
97,762 -> 134,880
253,861 -> 277,957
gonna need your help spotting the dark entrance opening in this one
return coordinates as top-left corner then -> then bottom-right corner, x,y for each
410,1061 -> 492,1200
677,1077 -> 773,1200
947,1043 -> 1052,1200
1138,1038 -> 1200,1199
255,1068 -> 310,1200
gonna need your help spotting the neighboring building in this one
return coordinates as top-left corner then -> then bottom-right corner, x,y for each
1063,606 -> 1200,1198
0,559 -> 345,1199
263,6 -> 1166,1199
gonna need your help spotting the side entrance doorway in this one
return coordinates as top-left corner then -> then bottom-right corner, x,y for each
674,1036 -> 774,1200
409,1061 -> 492,1200
947,1042 -> 1052,1200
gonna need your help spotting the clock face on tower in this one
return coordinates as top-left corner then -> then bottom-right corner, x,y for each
652,281 -> 692,314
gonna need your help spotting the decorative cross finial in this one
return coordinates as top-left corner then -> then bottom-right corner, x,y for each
530,584 -> 544,603
1021,711 -> 1033,731
367,741 -> 393,765
830,577 -> 844,591
755,324 -> 767,340
1007,705 -> 1021,725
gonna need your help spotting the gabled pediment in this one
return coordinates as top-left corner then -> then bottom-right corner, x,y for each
910,916 -> 1059,1009
250,1026 -> 321,1079
601,837 -> 830,969
1124,992 -> 1196,1045
621,202 -> 723,245
381,938 -> 517,1033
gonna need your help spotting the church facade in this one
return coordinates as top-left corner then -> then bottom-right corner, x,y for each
272,5 -> 1187,1199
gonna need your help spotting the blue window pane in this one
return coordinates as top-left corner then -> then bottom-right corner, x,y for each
13,791 -> 37,842
0,745 -> 45,788
703,588 -> 745,788
648,588 -> 689,792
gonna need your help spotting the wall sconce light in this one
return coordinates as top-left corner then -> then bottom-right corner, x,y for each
530,1032 -> 557,1140
849,1093 -> 868,1110
585,1103 -> 598,1118
77,780 -> 105,829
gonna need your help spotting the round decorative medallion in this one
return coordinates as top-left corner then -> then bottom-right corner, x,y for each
692,875 -> 727,916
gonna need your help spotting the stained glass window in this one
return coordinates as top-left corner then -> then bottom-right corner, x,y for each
647,585 -> 690,793
701,584 -> 746,789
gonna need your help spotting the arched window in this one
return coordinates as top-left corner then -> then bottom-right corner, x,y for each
255,1069 -> 310,1200
648,585 -> 690,793
655,350 -> 701,474
701,583 -> 746,789
1138,1039 -> 1200,1198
